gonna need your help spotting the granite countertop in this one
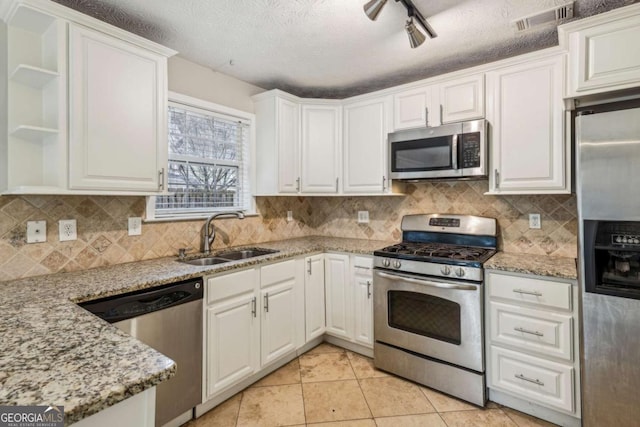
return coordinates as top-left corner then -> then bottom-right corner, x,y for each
485,251 -> 578,280
0,236 -> 393,425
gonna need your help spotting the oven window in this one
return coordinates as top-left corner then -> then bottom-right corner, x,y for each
388,290 -> 461,345
392,137 -> 453,171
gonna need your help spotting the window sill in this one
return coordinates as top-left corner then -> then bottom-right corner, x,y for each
143,211 -> 259,223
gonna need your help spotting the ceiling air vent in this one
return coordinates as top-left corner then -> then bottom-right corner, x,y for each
513,1 -> 574,32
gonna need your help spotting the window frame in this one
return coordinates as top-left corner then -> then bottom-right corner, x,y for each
146,91 -> 256,221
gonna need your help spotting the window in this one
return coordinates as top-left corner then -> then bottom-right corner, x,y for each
147,93 -> 253,220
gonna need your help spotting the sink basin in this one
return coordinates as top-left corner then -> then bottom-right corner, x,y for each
217,248 -> 279,260
180,257 -> 230,266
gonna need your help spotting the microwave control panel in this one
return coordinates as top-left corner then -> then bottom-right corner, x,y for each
461,132 -> 481,168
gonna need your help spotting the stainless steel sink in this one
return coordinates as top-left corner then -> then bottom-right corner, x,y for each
217,248 -> 279,260
180,257 -> 230,266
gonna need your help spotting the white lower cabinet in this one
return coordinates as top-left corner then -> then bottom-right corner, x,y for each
352,256 -> 374,347
260,260 -> 297,365
305,254 -> 326,341
204,259 -> 301,401
324,254 -> 374,349
205,268 -> 259,399
203,253 -> 375,405
324,253 -> 351,340
486,270 -> 580,425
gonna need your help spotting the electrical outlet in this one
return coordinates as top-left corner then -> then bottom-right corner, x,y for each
27,220 -> 47,243
59,219 -> 77,241
529,213 -> 541,229
128,217 -> 142,236
287,211 -> 293,222
357,211 -> 369,224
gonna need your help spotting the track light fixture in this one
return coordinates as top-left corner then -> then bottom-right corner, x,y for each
363,0 -> 437,48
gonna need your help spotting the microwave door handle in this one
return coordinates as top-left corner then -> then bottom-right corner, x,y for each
375,271 -> 477,291
451,134 -> 459,169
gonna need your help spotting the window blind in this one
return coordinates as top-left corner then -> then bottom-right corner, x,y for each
154,104 -> 250,217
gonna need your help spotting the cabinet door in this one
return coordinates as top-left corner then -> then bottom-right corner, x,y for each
68,24 -> 166,191
206,293 -> 259,398
277,97 -> 301,193
324,253 -> 352,340
393,86 -> 438,130
261,282 -> 296,366
305,254 -> 326,341
566,12 -> 640,96
261,261 -> 297,366
343,97 -> 390,193
301,104 -> 341,193
486,54 -> 567,194
439,74 -> 485,124
354,274 -> 373,347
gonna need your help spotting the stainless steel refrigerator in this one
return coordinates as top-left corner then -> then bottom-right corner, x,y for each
576,101 -> 640,427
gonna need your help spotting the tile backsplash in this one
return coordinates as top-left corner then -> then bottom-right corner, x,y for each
0,181 -> 577,281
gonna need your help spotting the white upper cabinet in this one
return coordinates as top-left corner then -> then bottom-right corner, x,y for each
277,98 -> 301,193
342,96 -> 391,194
559,3 -> 640,97
68,24 -> 167,191
393,73 -> 484,131
253,92 -> 342,195
300,103 -> 341,193
393,85 -> 435,130
1,0 -> 176,195
439,74 -> 485,124
486,51 -> 569,194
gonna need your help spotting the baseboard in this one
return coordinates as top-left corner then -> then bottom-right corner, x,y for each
489,389 -> 581,427
324,335 -> 373,358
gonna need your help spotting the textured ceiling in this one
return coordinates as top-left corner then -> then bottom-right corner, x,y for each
53,0 -> 637,98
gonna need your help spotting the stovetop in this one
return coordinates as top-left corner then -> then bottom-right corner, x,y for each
375,242 -> 496,265
373,214 -> 498,281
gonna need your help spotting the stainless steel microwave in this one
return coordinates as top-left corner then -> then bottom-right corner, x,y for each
389,119 -> 487,180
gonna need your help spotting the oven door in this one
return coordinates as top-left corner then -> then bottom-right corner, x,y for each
373,269 -> 484,372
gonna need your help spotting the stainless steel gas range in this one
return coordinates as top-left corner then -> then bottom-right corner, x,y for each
373,214 -> 497,406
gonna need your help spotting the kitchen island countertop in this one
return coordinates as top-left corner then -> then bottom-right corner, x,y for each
0,236 -> 393,425
485,251 -> 577,280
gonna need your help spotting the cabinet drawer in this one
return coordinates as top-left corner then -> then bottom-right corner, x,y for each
353,255 -> 373,276
488,272 -> 572,311
490,346 -> 574,413
207,268 -> 257,304
490,301 -> 573,361
261,259 -> 296,288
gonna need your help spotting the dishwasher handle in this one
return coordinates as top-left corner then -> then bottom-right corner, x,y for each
79,277 -> 203,323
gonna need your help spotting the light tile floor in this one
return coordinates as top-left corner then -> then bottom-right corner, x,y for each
186,343 -> 558,427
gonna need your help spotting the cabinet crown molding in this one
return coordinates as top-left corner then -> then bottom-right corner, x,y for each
2,0 -> 177,57
558,2 -> 640,48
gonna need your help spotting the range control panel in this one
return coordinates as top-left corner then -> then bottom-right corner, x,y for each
612,234 -> 640,245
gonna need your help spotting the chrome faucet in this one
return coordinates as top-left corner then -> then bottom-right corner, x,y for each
202,211 -> 245,254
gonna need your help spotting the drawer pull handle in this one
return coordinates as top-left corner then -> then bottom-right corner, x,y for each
513,289 -> 543,297
515,374 -> 544,386
251,297 -> 257,318
514,327 -> 544,337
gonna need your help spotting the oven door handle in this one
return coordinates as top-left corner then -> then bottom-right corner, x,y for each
375,271 -> 478,291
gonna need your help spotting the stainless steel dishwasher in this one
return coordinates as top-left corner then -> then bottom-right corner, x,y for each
80,277 -> 203,427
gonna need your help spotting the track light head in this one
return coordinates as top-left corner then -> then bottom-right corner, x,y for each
405,18 -> 426,48
363,0 -> 388,21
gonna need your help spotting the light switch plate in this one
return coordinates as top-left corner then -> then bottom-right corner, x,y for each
27,220 -> 47,243
59,219 -> 77,241
287,211 -> 293,222
529,213 -> 541,229
128,217 -> 142,236
357,211 -> 369,224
